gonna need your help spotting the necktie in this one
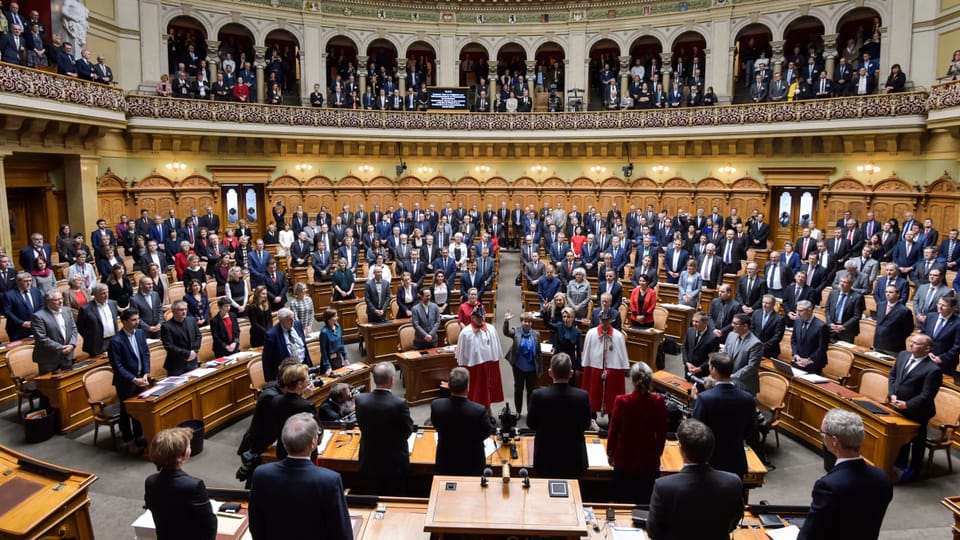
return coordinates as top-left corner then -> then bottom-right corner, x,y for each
800,320 -> 808,340
747,278 -> 754,296
886,303 -> 893,315
24,292 -> 32,311
905,357 -> 920,376
924,287 -> 935,312
835,293 -> 846,323
762,312 -> 770,330
835,241 -> 841,255
724,242 -> 732,264
848,230 -> 854,243
935,317 -> 946,338
906,243 -> 911,257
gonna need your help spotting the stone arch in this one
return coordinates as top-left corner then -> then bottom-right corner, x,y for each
783,15 -> 827,62
164,14 -> 212,42
585,34 -> 623,56
831,2 -> 889,36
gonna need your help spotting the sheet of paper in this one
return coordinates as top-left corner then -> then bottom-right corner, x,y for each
407,433 -> 417,454
317,430 -> 335,453
345,363 -> 367,371
790,367 -> 807,377
610,527 -> 649,540
798,373 -> 831,384
484,438 -> 498,458
138,383 -> 173,399
765,525 -> 800,540
185,367 -> 218,378
834,341 -> 856,349
586,441 -> 609,468
541,343 -> 554,354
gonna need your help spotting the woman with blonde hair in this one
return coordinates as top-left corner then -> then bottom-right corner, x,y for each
64,274 -> 91,311
144,427 -> 217,540
289,282 -> 315,332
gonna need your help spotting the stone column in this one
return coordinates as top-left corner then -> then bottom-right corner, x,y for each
727,46 -> 738,103
487,60 -> 498,111
660,52 -> 673,93
357,55 -> 369,95
298,49 -> 310,106
397,58 -> 408,96
0,151 -> 11,253
63,156 -> 100,241
254,46 -> 267,103
770,41 -> 785,76
822,33 -> 839,82
138,0 -> 164,93
619,55 -> 631,106
526,60 -> 536,97
318,52 -> 328,99
454,59 -> 462,86
583,58 -> 591,109
206,40 -> 221,81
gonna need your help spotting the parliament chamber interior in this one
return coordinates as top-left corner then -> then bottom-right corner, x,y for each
1,0 -> 960,538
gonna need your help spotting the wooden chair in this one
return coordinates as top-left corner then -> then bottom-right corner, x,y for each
857,368 -> 889,403
198,331 -> 215,362
389,297 -> 399,319
167,282 -> 185,304
239,319 -> 251,351
757,372 -> 790,448
445,319 -> 462,346
823,347 -> 855,385
149,346 -> 168,380
855,319 -> 876,349
398,323 -> 416,352
6,345 -> 40,416
926,386 -> 960,472
355,304 -> 368,354
863,294 -> 877,318
653,306 -> 669,332
247,358 -> 265,399
81,366 -> 121,449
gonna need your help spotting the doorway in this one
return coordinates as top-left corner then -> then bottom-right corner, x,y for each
770,186 -> 820,249
221,183 -> 266,239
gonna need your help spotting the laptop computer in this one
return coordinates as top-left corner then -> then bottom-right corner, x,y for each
771,358 -> 805,378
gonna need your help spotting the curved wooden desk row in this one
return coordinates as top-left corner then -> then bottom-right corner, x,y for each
313,427 -> 766,490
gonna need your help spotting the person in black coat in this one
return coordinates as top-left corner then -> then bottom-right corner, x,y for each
356,362 -> 415,495
109,309 -> 151,450
270,364 -> 318,460
888,334 -> 943,480
683,312 -> 719,380
647,419 -> 743,540
692,352 -> 757,477
429,367 -> 492,476
791,301 -> 830,374
76,284 -> 119,357
920,296 -> 960,374
144,427 -> 217,540
873,285 -> 915,356
527,353 -> 592,479
250,413 -> 353,540
751,295 -> 786,359
781,270 -> 818,318
159,301 -> 200,376
798,409 -> 892,540
209,298 -> 240,358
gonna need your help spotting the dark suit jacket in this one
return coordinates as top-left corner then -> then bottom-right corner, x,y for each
261,321 -> 312,382
4,286 -> 43,341
791,317 -> 830,373
249,458 -> 353,540
209,312 -> 240,358
797,459 -> 892,540
527,383 -> 592,478
107,329 -> 150,398
824,289 -> 865,342
130,292 -> 163,338
0,33 -> 24,65
356,389 -> 415,477
752,309 -> 786,359
18,243 -> 51,272
198,213 -> 220,233
873,301 -> 914,355
160,316 -> 201,375
873,275 -> 909,306
364,279 -> 391,321
735,275 -> 766,310
708,298 -> 741,339
144,469 -> 217,540
697,255 -> 723,289
692,383 -> 756,476
76,300 -> 119,357
264,271 -> 289,309
647,463 -> 743,540
430,396 -> 492,476
922,313 -> 960,374
682,323 -> 720,376
889,353 -> 942,423
596,279 -> 623,309
270,392 -> 317,459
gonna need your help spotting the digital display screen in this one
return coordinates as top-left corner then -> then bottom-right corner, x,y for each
428,87 -> 470,111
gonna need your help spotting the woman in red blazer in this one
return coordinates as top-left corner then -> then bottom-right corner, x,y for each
606,361 -> 667,504
628,273 -> 658,327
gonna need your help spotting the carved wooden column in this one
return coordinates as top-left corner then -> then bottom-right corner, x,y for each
526,60 -> 536,97
397,58 -> 408,96
357,55 -> 368,96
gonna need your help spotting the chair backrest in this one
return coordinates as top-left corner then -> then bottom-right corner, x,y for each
398,323 -> 416,351
198,330 -> 214,362
149,345 -> 168,380
857,368 -> 889,403
307,340 -> 322,366
167,282 -> 186,304
757,372 -> 789,412
6,345 -> 39,382
247,358 -> 265,392
355,303 -> 369,325
389,297 -> 399,319
930,386 -> 960,434
238,319 -> 251,350
445,319 -> 462,345
619,304 -> 628,324
823,347 -> 855,383
81,366 -> 118,406
653,306 -> 669,331
855,318 -> 876,348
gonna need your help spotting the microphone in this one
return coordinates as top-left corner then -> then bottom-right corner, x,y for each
519,467 -> 530,489
481,467 -> 493,487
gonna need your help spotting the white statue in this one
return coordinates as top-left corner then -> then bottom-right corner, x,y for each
61,0 -> 90,58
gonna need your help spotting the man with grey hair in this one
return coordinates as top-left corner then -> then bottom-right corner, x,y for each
356,362 -> 414,495
32,290 -> 78,374
791,300 -> 829,373
262,307 -> 312,382
76,282 -> 119,357
429,367 -> 491,476
130,276 -> 163,339
528,353 -> 592,479
319,382 -> 354,422
797,409 -> 892,539
250,413 -> 353,540
160,300 -> 200,375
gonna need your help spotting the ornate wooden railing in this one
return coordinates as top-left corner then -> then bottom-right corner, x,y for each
0,63 -> 126,112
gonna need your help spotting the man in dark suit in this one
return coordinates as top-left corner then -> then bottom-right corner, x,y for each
913,268 -> 952,328
160,301 -> 201,376
693,352 -> 757,477
527,353 -> 592,479
748,213 -> 770,250
250,413 -> 353,540
791,300 -> 830,373
800,254 -> 829,306
735,262 -> 766,315
683,312 -> 720,381
289,231 -> 312,268
596,268 -> 623,309
719,229 -> 745,275
429,367 -> 492,476
0,23 -> 24,65
698,243 -> 723,289
248,239 -> 272,287
589,292 -> 623,331
873,263 -> 910,306
708,284 -> 741,342
647,419 -> 743,540
31,290 -> 77,374
762,250 -> 794,298
76,283 -> 119,357
888,334 -> 943,482
356,362 -> 415,495
0,254 -> 16,299
129,276 -> 163,339
261,309 -> 313,383
364,266 -> 392,323
4,272 -> 43,341
752,295 -> 786,359
263,259 -> 288,311
724,314 -> 763,396
921,296 -> 960,375
824,275 -> 865,343
108,310 -> 151,451
19,233 -> 51,272
873,284 -> 915,356
798,409 -> 892,540
198,206 -> 220,234
892,230 -> 921,280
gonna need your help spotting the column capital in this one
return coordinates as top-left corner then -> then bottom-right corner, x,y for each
206,39 -> 221,50
254,46 -> 268,69
488,60 -> 499,69
526,60 -> 536,72
397,58 -> 408,71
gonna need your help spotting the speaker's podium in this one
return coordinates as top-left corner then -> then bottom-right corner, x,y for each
424,475 -> 588,539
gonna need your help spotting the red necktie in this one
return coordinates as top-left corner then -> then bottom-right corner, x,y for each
848,231 -> 854,242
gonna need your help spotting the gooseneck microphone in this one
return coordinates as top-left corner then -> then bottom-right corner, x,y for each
481,467 -> 493,487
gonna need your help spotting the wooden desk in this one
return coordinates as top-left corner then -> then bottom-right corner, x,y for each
304,363 -> 371,407
652,370 -> 695,405
942,496 -> 960,540
309,281 -> 333,317
360,320 -> 406,365
352,500 -> 430,540
333,299 -> 363,342
659,303 -> 695,341
0,445 -> 97,540
125,352 -> 259,445
760,360 -> 920,479
424,475 -> 588,538
396,348 -> 458,405
624,327 -> 665,370
33,358 -> 110,433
